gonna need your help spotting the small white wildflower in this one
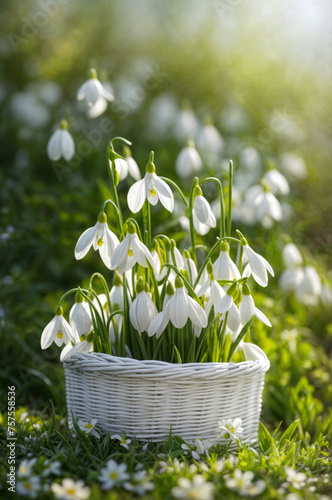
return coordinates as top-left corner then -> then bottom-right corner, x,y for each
16,476 -> 41,498
123,470 -> 154,496
285,467 -> 307,490
111,434 -> 131,450
17,458 -> 38,478
217,417 -> 243,442
77,419 -> 100,439
99,460 -> 129,490
51,478 -> 91,500
225,469 -> 266,497
172,475 -> 214,500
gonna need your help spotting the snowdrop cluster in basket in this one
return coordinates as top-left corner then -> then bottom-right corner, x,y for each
41,136 -> 272,443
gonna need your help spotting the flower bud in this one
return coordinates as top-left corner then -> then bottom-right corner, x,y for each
97,212 -> 107,223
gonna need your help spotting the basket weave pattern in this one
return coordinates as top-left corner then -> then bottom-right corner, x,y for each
63,353 -> 270,442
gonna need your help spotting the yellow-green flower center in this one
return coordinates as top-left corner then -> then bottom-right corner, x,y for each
150,188 -> 157,198
97,238 -> 104,247
127,249 -> 133,257
24,483 -> 31,490
110,472 -> 118,479
86,423 -> 92,429
57,331 -> 63,339
66,488 -> 76,495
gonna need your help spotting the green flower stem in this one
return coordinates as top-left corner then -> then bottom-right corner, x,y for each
58,288 -> 81,305
122,218 -> 143,241
200,176 -> 225,238
159,177 -> 188,207
227,160 -> 233,237
106,310 -> 124,331
144,200 -> 152,249
121,272 -> 129,357
101,199 -> 120,215
188,177 -> 199,265
147,262 -> 160,309
227,315 -> 254,362
78,288 -> 110,354
162,264 -> 201,302
89,273 -> 112,317
193,240 -> 221,288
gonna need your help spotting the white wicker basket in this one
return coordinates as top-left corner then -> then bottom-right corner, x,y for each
63,351 -> 269,443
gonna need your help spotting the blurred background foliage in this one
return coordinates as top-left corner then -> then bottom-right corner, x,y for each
0,0 -> 331,446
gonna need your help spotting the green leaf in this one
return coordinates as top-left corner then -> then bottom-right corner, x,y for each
278,420 -> 300,449
173,345 -> 182,364
227,315 -> 254,361
259,421 -> 273,453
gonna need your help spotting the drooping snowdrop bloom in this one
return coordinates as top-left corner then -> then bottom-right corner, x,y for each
239,285 -> 271,327
74,212 -> 119,270
183,250 -> 198,284
278,268 -> 304,292
225,469 -> 266,497
175,140 -> 203,178
172,475 -> 215,500
69,292 -> 92,338
245,184 -> 282,225
193,187 -> 216,235
77,68 -> 114,108
263,168 -> 290,195
295,266 -> 322,306
174,109 -> 199,143
282,242 -> 303,268
110,223 -> 154,273
215,283 -> 241,332
41,306 -> 77,349
198,277 -> 226,317
196,122 -> 224,156
213,241 -> 240,281
127,152 -> 174,213
239,233 -> 274,287
47,119 -> 75,161
279,152 -> 308,180
129,281 -> 158,333
60,337 -> 94,362
148,282 -> 175,338
217,417 -> 243,442
114,146 -> 141,182
51,479 -> 91,500
77,418 -> 100,438
99,460 -> 129,490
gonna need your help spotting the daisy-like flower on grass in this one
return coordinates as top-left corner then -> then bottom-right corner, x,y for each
193,186 -> 216,235
285,467 -> 307,490
175,140 -> 203,179
148,276 -> 207,336
99,460 -> 129,490
51,478 -> 91,500
181,439 -> 214,460
123,470 -> 154,496
111,433 -> 132,450
172,475 -> 215,500
17,458 -> 37,478
77,67 -> 114,108
47,119 -> 75,162
41,306 -> 78,350
213,241 -> 240,281
41,459 -> 61,477
110,222 -> 154,273
129,279 -> 158,333
225,469 -> 266,497
16,476 -> 41,498
74,212 -> 119,270
77,418 -> 100,438
238,231 -> 274,287
217,417 -> 243,442
239,284 -> 271,327
69,292 -> 92,338
114,145 -> 141,182
127,151 -> 174,213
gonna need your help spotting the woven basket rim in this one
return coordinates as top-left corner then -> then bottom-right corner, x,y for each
63,351 -> 270,377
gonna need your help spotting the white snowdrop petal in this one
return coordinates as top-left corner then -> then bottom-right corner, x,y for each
227,303 -> 241,332
47,129 -> 62,161
41,316 -> 58,349
77,81 -> 88,101
242,342 -> 267,362
193,196 -> 210,224
75,224 -> 98,260
99,226 -> 119,270
62,316 -> 77,343
187,296 -> 208,328
129,298 -> 140,332
153,174 -> 174,212
115,158 -> 129,181
239,295 -> 255,324
193,214 -> 210,235
127,179 -> 146,213
61,130 -> 75,161
254,307 -> 272,327
210,280 -> 225,304
216,294 -> 233,314
87,96 -> 108,119
85,79 -> 100,106
110,235 -> 130,270
169,290 -> 188,328
131,235 -> 154,268
148,310 -> 168,337
127,157 -> 141,180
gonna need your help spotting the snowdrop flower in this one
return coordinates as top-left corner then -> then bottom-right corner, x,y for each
322,282 -> 332,306
69,293 -> 92,338
175,140 -> 203,178
183,250 -> 198,284
99,460 -> 129,490
130,280 -> 158,333
111,434 -> 131,450
279,268 -> 304,292
123,470 -> 154,495
16,476 -> 41,498
51,479 -> 91,500
174,109 -> 199,143
196,122 -> 224,156
77,419 -> 100,438
114,146 -> 141,182
215,283 -> 241,332
213,241 -> 240,281
193,186 -> 216,235
217,418 -> 243,442
127,152 -> 174,213
148,283 -> 175,338
18,458 -> 37,478
285,467 -> 307,490
239,232 -> 274,287
295,266 -> 322,305
77,68 -> 114,107
41,306 -> 77,349
172,475 -> 214,500
60,337 -> 94,362
279,152 -> 307,180
245,184 -> 282,225
74,212 -> 119,270
282,242 -> 303,268
239,147 -> 262,173
225,469 -> 266,497
239,285 -> 271,327
47,119 -> 75,162
198,276 -> 226,317
263,168 -> 290,195
110,223 -> 154,273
